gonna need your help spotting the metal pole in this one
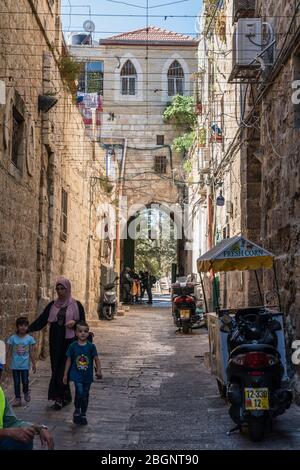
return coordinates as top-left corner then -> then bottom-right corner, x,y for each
213,272 -> 220,313
200,272 -> 208,313
254,270 -> 264,306
273,261 -> 282,312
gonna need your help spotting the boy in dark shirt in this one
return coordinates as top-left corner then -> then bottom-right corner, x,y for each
63,321 -> 102,425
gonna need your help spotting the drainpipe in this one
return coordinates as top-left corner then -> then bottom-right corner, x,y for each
115,138 -> 127,302
207,185 -> 213,250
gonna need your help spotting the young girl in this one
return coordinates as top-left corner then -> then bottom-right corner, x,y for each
6,317 -> 36,406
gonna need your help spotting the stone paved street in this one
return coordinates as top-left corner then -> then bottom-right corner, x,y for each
12,300 -> 300,450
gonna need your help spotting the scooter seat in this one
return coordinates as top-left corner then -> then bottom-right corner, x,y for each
229,343 -> 280,359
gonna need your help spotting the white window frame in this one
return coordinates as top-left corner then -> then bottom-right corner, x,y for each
161,54 -> 191,102
115,54 -> 143,102
167,60 -> 185,97
120,60 -> 137,96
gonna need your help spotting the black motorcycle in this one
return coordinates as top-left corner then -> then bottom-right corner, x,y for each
221,310 -> 292,442
99,277 -> 118,321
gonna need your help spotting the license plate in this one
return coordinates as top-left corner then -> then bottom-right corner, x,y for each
180,309 -> 190,319
244,388 -> 269,410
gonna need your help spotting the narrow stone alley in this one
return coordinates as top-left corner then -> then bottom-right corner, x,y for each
13,300 -> 300,451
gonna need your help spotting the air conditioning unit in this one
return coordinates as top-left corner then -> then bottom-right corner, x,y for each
233,0 -> 256,25
200,148 -> 211,173
229,18 -> 262,83
226,201 -> 233,215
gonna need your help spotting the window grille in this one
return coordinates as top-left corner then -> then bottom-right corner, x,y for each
155,156 -> 167,174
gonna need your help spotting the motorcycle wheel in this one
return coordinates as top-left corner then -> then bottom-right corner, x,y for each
182,323 -> 190,334
248,417 -> 265,442
104,306 -> 113,321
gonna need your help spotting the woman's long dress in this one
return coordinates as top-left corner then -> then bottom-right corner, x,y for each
28,300 -> 85,402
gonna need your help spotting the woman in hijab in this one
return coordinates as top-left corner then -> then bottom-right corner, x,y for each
28,277 -> 85,410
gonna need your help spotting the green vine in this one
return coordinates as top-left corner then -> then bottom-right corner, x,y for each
99,177 -> 114,194
58,55 -> 83,96
163,95 -> 197,129
172,131 -> 195,154
199,127 -> 207,146
182,159 -> 193,174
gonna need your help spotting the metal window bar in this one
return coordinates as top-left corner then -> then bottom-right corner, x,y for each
155,156 -> 167,174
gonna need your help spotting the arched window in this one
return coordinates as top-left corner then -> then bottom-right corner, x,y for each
121,60 -> 137,96
167,60 -> 184,96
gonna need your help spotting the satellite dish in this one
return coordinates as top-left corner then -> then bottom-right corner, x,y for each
83,20 -> 95,33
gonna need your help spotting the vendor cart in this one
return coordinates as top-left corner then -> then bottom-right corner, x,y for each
197,235 -> 289,387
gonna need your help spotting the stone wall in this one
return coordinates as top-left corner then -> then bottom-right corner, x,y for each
0,0 -> 108,351
255,0 -> 300,394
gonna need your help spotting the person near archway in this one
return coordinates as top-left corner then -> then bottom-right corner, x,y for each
122,267 -> 133,303
28,277 -> 85,410
130,271 -> 141,302
141,272 -> 156,305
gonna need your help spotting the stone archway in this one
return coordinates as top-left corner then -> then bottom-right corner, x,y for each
120,201 -> 185,278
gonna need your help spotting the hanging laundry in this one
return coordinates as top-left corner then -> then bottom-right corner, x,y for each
211,123 -> 222,135
83,92 -> 99,109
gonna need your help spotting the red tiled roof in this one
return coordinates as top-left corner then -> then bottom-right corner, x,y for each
100,26 -> 197,45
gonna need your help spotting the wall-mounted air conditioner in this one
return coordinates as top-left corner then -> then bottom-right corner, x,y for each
226,201 -> 233,215
229,18 -> 262,83
233,0 -> 256,25
200,148 -> 211,173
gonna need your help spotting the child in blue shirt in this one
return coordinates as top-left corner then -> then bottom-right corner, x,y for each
6,317 -> 36,406
63,321 -> 102,425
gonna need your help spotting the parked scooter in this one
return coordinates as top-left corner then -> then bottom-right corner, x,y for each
221,310 -> 292,442
99,277 -> 118,321
172,281 -> 205,334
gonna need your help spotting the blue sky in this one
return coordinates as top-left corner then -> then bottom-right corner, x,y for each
61,0 -> 203,41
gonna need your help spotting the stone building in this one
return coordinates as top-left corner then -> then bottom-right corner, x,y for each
0,0 -> 109,346
70,26 -> 198,272
187,0 -> 243,308
189,0 -> 300,395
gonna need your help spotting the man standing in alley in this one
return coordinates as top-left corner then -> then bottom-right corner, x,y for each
141,272 -> 156,305
122,267 -> 133,303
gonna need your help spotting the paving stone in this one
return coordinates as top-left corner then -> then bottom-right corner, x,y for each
5,299 -> 300,450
